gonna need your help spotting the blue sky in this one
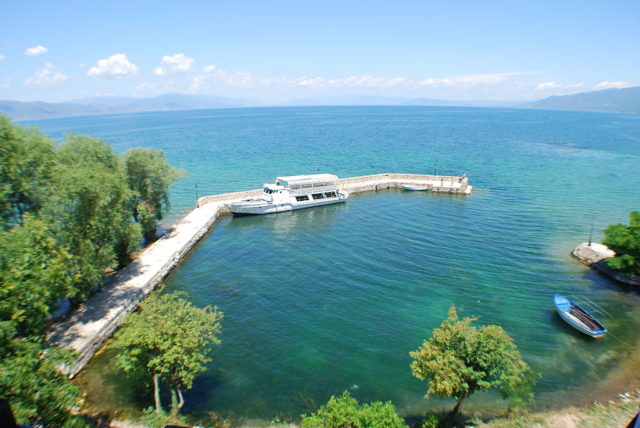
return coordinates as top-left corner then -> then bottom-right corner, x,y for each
1,0 -> 638,102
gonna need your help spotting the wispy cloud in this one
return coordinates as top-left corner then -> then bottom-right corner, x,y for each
128,62 -> 636,101
0,77 -> 10,88
190,65 -> 277,91
419,72 -> 526,87
24,62 -> 67,86
327,75 -> 410,88
593,81 -> 631,90
88,53 -> 138,79
25,45 -> 48,56
154,53 -> 195,76
535,81 -> 584,91
186,67 -> 533,94
0,54 -> 5,61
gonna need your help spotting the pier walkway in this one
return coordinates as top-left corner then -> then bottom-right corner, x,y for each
47,173 -> 471,376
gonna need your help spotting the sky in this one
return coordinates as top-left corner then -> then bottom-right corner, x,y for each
0,0 -> 639,103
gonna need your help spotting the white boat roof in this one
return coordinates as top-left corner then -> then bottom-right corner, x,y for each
275,174 -> 339,186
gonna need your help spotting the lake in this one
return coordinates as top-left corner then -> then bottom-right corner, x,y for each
30,106 -> 640,422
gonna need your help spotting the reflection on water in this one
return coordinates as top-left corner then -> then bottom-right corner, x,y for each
227,201 -> 345,235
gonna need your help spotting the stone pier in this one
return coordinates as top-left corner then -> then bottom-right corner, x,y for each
572,242 -> 640,286
47,173 -> 472,376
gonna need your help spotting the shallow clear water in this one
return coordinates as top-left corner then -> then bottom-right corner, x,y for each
30,106 -> 640,421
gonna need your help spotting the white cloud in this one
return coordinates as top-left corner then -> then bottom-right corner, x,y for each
294,77 -> 326,87
0,77 -> 10,87
593,81 -> 631,90
154,53 -> 194,76
185,67 -> 541,99
191,65 -> 277,90
0,54 -> 5,61
25,45 -> 48,56
24,62 -> 67,86
418,72 -> 524,88
536,81 -> 562,91
535,81 -> 584,91
88,53 -> 138,79
136,81 -> 158,91
328,75 -> 410,88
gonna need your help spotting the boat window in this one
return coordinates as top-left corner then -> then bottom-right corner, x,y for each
325,191 -> 336,197
295,195 -> 309,201
312,193 -> 324,200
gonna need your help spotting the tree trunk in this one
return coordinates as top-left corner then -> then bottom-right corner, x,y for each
170,389 -> 178,415
446,391 -> 470,425
153,374 -> 162,414
177,388 -> 185,410
452,391 -> 469,415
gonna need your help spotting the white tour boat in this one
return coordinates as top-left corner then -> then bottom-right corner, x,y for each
226,174 -> 349,215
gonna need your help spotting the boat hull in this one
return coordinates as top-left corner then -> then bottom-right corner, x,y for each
554,294 -> 607,338
227,195 -> 347,216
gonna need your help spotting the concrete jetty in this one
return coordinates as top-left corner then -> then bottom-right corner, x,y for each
572,242 -> 640,286
47,173 -> 471,376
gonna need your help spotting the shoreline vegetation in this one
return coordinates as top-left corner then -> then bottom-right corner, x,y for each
0,115 -> 183,427
1,113 -> 639,427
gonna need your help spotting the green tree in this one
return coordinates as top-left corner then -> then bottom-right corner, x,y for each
410,305 -> 533,418
123,148 -> 185,242
603,211 -> 640,274
301,391 -> 406,428
0,218 -> 74,336
0,340 -> 87,427
43,135 -> 140,298
111,292 -> 223,415
0,115 -> 56,228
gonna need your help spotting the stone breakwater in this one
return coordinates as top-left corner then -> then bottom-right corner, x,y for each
572,242 -> 640,286
47,173 -> 471,376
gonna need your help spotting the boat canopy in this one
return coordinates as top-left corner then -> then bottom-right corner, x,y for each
276,174 -> 339,188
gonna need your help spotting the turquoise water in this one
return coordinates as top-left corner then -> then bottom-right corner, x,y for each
30,107 -> 640,420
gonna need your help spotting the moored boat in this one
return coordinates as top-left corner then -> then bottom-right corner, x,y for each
402,185 -> 432,191
226,174 -> 348,215
554,294 -> 607,338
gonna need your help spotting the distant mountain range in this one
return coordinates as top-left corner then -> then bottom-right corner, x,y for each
520,86 -> 640,114
2,87 -> 638,120
0,94 -> 257,121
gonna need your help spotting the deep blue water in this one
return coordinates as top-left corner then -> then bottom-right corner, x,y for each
29,106 -> 640,421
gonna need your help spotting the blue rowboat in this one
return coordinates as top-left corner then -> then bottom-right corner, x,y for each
554,294 -> 607,338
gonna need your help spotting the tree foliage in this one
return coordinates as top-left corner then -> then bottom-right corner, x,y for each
0,218 -> 74,336
603,211 -> 640,274
124,148 -> 185,241
301,391 -> 407,428
0,340 -> 87,427
111,292 -> 223,414
410,305 -> 533,416
0,115 -> 56,228
44,136 -> 140,297
0,115 -> 184,425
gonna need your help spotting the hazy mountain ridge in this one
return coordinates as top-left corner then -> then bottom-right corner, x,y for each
520,86 -> 640,114
1,94 -> 257,120
2,87 -> 639,120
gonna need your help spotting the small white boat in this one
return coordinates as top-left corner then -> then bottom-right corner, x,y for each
554,294 -> 607,338
403,185 -> 432,191
226,174 -> 348,215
